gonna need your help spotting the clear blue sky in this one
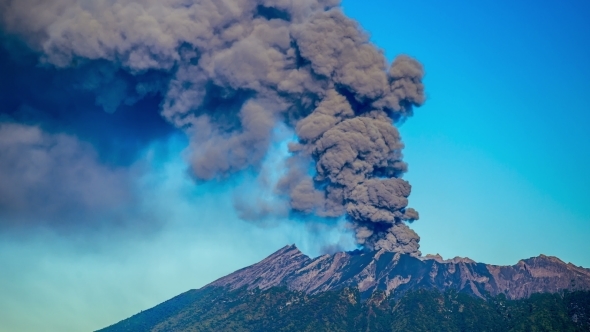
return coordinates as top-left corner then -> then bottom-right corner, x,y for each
0,2 -> 588,331
342,0 -> 590,267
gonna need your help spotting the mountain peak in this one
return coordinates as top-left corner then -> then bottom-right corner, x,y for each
208,245 -> 311,291
421,253 -> 476,264
267,244 -> 305,258
535,254 -> 566,263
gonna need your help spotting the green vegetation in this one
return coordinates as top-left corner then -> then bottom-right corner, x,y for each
98,287 -> 590,332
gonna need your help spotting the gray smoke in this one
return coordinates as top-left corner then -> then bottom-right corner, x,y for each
0,122 -> 134,226
0,0 -> 425,255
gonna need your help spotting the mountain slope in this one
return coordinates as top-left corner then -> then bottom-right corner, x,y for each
97,245 -> 590,331
97,286 -> 590,332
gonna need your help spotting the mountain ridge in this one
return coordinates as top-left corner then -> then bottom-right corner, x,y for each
208,245 -> 590,300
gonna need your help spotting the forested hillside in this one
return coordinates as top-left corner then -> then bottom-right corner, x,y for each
98,287 -> 590,332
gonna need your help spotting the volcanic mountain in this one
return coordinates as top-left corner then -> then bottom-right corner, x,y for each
97,246 -> 590,331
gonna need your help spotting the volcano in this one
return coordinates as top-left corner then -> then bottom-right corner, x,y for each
97,246 -> 590,331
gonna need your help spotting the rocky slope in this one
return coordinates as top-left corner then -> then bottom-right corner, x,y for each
208,245 -> 590,300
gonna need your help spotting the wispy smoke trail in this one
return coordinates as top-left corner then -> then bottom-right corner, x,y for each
0,0 -> 425,255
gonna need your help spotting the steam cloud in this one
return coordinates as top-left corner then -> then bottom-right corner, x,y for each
0,0 -> 425,255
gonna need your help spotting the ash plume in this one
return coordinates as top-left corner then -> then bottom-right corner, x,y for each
0,0 -> 425,255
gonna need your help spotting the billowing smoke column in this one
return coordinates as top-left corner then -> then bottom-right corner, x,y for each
0,0 -> 425,255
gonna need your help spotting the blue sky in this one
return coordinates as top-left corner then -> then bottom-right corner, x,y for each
342,0 -> 590,266
0,1 -> 589,331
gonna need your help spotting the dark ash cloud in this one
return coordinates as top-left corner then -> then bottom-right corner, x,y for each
0,122 -> 135,228
0,0 -> 426,254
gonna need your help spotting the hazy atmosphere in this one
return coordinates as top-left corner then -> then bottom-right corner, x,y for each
0,1 -> 588,331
